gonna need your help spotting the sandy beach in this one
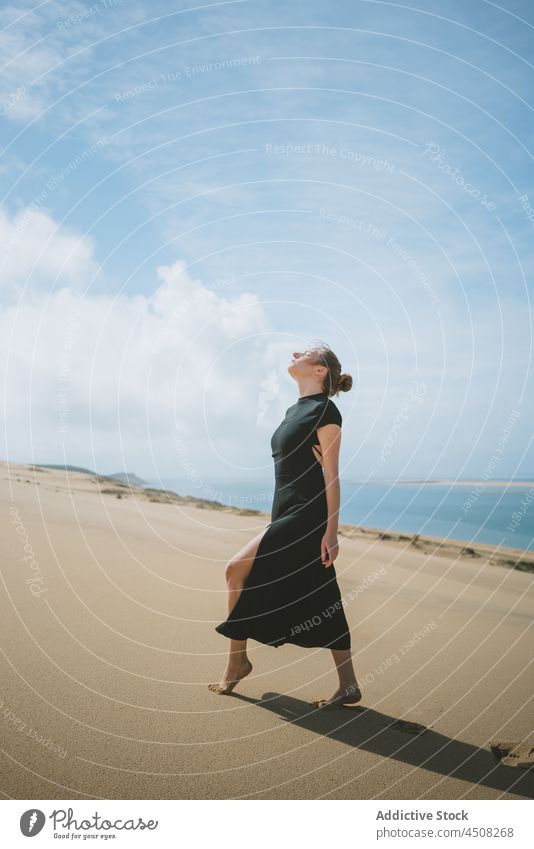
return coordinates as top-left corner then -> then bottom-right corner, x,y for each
353,479 -> 534,489
1,460 -> 533,800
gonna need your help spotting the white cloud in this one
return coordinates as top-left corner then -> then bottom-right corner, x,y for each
0,205 -> 98,298
0,237 -> 271,475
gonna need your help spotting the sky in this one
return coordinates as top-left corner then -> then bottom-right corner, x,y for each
1,0 -> 533,486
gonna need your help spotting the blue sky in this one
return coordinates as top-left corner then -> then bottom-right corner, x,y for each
1,0 -> 533,484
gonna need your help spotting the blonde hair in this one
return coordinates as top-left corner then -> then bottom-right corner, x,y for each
309,340 -> 353,398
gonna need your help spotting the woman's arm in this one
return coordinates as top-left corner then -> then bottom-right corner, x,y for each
314,424 -> 341,566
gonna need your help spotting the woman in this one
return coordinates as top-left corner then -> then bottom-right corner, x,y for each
210,342 -> 361,710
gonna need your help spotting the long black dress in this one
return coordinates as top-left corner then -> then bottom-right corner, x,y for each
215,391 -> 351,650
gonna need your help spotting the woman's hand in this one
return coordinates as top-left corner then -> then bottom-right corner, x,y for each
321,532 -> 339,567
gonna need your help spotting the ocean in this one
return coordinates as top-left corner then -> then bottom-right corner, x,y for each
145,477 -> 534,552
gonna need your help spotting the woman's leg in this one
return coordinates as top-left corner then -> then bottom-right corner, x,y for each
331,648 -> 360,692
310,648 -> 362,709
208,525 -> 270,695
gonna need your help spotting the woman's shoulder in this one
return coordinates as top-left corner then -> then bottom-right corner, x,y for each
316,397 -> 342,427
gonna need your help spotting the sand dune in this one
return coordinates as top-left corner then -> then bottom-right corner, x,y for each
1,460 -> 533,799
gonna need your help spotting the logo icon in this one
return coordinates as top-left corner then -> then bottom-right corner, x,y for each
20,809 -> 45,836
257,369 -> 279,425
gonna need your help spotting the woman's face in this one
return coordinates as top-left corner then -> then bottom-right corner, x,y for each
288,348 -> 323,380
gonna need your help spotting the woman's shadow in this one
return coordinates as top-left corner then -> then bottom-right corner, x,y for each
227,691 -> 534,798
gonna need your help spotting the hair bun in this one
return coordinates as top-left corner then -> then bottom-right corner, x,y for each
337,373 -> 353,393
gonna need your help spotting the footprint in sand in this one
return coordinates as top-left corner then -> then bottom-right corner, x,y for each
490,741 -> 534,770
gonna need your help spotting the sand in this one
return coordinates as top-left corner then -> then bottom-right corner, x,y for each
1,460 -> 533,800
353,479 -> 534,489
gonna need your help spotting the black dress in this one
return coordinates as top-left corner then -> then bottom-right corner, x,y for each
215,391 -> 351,650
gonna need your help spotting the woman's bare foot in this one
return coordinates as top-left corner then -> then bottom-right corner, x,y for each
311,682 -> 362,710
208,659 -> 253,695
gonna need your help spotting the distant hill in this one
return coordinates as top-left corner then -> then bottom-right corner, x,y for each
108,472 -> 148,486
30,464 -> 147,487
37,463 -> 96,475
